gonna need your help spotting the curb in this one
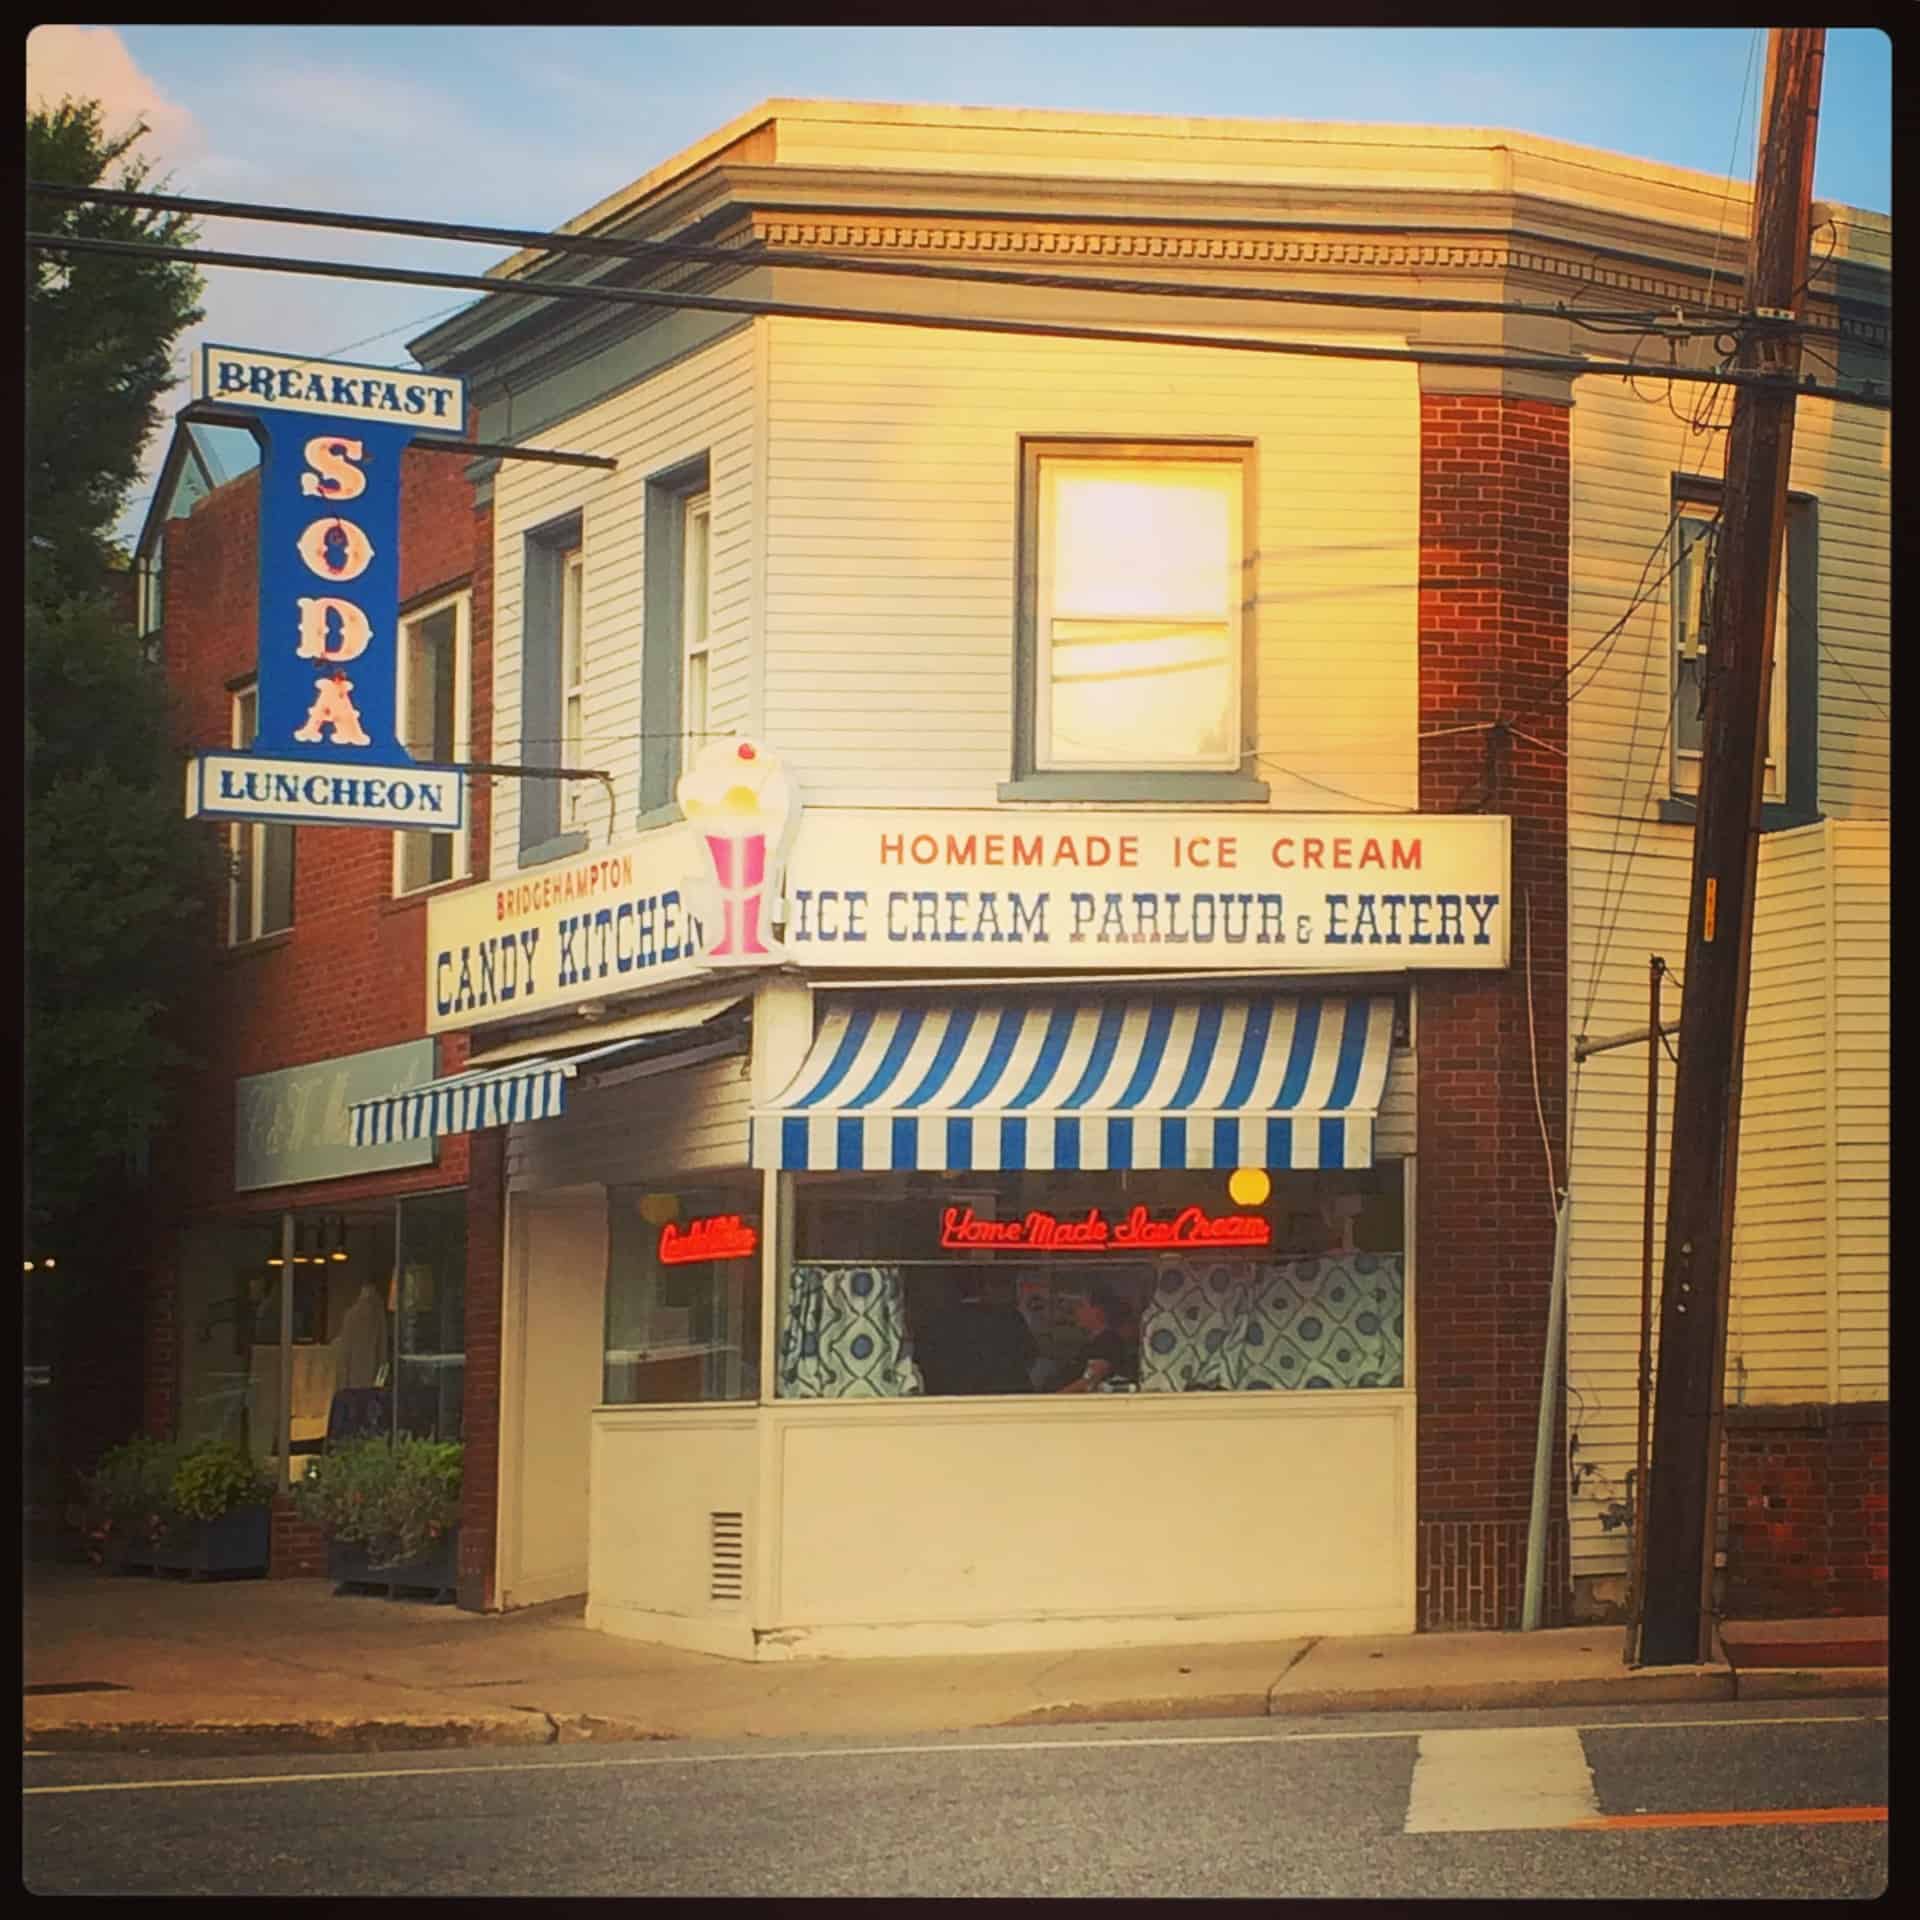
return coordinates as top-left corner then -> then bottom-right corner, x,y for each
1731,1667 -> 1889,1702
28,1668 -> 1880,1758
1266,1670 -> 1734,1717
999,1692 -> 1271,1729
23,1714 -> 555,1757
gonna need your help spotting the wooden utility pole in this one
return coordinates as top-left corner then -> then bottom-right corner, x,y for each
1638,28 -> 1825,1668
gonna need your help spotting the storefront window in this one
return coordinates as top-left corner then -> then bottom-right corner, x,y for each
604,1180 -> 761,1404
395,1192 -> 467,1443
171,1196 -> 468,1481
778,1166 -> 1405,1399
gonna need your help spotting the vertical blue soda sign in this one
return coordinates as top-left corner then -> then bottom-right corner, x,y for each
183,344 -> 470,831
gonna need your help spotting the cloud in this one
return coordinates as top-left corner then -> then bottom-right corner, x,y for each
26,25 -> 204,171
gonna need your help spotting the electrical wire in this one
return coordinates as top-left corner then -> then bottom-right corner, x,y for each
25,229 -> 1891,408
31,177 -> 1854,340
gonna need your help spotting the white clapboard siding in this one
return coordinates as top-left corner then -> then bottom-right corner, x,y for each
1564,815 -> 1889,1575
1832,823 -> 1889,1402
1377,1041 -> 1416,1162
763,317 -> 1420,810
1564,360 -> 1888,1577
506,1054 -> 753,1195
488,326 -> 757,876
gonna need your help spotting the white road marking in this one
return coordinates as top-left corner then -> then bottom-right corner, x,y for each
21,1711 -> 1882,1799
1405,1726 -> 1601,1834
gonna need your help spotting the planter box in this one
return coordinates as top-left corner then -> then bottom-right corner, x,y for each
328,1528 -> 458,1601
120,1505 -> 271,1579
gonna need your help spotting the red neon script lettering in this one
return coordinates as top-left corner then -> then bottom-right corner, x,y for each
938,1204 -> 1269,1253
658,1215 -> 759,1264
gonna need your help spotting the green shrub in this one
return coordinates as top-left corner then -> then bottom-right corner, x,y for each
294,1435 -> 463,1569
82,1435 -> 179,1556
170,1441 -> 273,1521
82,1435 -> 273,1560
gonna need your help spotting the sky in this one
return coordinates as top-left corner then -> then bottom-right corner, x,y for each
26,24 -> 1893,548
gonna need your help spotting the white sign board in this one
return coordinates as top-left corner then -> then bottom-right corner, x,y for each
424,805 -> 1512,1034
783,811 -> 1511,971
188,752 -> 467,831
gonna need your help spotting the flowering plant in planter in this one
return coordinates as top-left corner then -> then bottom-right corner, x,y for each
82,1437 -> 273,1565
293,1436 -> 463,1571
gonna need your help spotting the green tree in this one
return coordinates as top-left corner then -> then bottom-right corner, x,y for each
26,100 -> 221,1251
29,97 -> 204,592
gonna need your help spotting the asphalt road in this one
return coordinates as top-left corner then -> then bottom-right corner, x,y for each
24,1699 -> 1886,1899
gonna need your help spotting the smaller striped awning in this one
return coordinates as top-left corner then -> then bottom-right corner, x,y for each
752,993 -> 1398,1173
349,1004 -> 744,1146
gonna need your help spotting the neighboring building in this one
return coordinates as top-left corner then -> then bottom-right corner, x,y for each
140,419 -> 493,1576
139,101 -> 1881,1644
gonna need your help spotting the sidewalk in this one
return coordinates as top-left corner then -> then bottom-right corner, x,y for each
21,1564 -> 1887,1757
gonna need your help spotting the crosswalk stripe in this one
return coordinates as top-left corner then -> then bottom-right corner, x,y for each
1405,1726 -> 1601,1834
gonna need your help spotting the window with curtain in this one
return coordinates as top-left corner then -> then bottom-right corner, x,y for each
779,1166 -> 1405,1398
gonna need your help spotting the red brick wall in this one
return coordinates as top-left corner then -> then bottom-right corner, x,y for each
269,1495 -> 329,1578
1415,393 -> 1573,1629
1723,1403 -> 1889,1619
147,448 -> 487,1464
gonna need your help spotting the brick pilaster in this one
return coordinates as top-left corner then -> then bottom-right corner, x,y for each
1415,393 -> 1572,1629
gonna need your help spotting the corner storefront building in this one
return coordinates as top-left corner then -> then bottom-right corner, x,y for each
352,776 -> 1517,1657
342,98 -> 1883,1651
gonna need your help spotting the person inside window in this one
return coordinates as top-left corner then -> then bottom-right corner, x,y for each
1055,1283 -> 1135,1393
962,1271 -> 1038,1395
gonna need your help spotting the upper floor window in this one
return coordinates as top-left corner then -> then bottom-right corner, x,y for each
136,538 -> 164,642
681,493 -> 713,771
394,589 -> 472,896
228,684 -> 294,943
1671,499 -> 1788,804
520,514 -> 587,864
639,454 -> 713,819
1666,479 -> 1819,828
560,544 -> 587,831
1028,444 -> 1248,774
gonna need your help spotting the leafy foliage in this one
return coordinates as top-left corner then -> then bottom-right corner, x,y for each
25,99 -> 222,1248
28,97 -> 203,593
171,1441 -> 274,1522
81,1435 -> 271,1558
294,1437 -> 465,1569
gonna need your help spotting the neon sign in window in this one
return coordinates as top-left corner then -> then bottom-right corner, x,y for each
658,1215 -> 759,1265
939,1204 -> 1270,1254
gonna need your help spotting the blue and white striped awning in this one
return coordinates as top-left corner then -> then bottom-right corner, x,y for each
349,1033 -> 681,1146
752,993 -> 1398,1173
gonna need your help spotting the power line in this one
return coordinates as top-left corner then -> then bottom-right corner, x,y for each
30,177 -> 1879,345
26,229 -> 1892,409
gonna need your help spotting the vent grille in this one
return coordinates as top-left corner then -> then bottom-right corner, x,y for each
709,1510 -> 745,1604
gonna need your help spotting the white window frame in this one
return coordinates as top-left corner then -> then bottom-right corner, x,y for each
560,545 -> 587,828
227,685 -> 294,944
392,588 -> 473,897
680,493 -> 713,769
1032,448 -> 1246,775
1671,500 -> 1787,803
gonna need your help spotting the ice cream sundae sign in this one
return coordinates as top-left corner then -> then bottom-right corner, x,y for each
675,737 -> 797,965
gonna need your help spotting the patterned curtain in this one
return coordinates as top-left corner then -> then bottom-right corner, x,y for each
778,1264 -> 926,1398
1139,1254 -> 1406,1392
